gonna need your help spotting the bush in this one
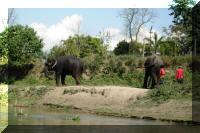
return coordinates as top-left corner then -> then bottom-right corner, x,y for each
145,69 -> 192,103
8,25 -> 43,66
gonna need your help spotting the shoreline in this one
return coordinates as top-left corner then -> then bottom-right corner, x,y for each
8,85 -> 194,125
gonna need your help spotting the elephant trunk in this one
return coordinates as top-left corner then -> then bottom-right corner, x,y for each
43,66 -> 53,80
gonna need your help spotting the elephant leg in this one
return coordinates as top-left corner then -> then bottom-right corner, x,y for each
73,74 -> 81,85
75,75 -> 81,85
55,72 -> 61,86
143,68 -> 150,88
147,76 -> 152,88
151,72 -> 158,89
61,74 -> 66,85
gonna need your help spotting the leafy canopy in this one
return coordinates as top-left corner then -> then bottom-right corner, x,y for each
8,25 -> 43,66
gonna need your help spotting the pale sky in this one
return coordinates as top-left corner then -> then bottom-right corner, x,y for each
0,0 -> 199,51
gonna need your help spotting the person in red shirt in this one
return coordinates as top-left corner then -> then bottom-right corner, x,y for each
159,66 -> 165,85
175,66 -> 184,84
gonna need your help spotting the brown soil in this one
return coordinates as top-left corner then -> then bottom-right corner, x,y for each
40,86 -> 148,110
37,86 -> 192,121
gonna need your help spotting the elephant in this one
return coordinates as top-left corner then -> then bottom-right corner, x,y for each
142,55 -> 164,89
44,55 -> 84,86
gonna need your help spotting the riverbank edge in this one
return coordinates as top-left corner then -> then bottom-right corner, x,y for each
10,103 -> 198,125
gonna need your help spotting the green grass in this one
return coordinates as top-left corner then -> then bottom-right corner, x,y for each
0,105 -> 8,133
144,69 -> 192,103
93,108 -> 123,117
8,86 -> 48,105
43,104 -> 74,112
0,92 -> 8,105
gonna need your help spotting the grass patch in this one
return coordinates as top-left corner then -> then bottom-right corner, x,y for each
8,86 -> 48,105
93,108 -> 123,117
0,92 -> 8,105
43,104 -> 74,112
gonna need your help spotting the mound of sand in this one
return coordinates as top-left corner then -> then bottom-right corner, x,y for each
40,86 -> 148,110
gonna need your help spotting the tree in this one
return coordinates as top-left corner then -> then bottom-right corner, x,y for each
120,8 -> 138,54
169,0 -> 196,27
49,34 -> 104,58
8,25 -> 43,66
8,8 -> 17,26
162,24 -> 192,56
135,9 -> 156,45
192,2 -> 200,56
98,30 -> 111,57
144,32 -> 164,54
0,28 -> 8,63
169,0 -> 197,54
113,40 -> 130,55
120,8 -> 155,54
160,39 -> 178,56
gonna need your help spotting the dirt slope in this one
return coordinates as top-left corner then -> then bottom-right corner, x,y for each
40,86 -> 148,110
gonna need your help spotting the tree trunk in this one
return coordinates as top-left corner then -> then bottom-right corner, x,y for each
129,27 -> 134,54
194,38 -> 197,56
143,40 -> 145,58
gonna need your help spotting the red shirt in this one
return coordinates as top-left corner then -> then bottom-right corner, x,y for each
160,68 -> 165,78
175,68 -> 184,79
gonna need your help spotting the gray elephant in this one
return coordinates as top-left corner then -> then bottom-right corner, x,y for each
143,55 -> 164,89
44,55 -> 84,86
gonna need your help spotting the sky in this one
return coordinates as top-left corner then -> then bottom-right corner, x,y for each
0,0 -> 199,51
11,8 -> 173,51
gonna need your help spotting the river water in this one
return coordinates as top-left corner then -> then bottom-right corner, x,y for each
1,106 -> 200,133
1,106 -> 171,125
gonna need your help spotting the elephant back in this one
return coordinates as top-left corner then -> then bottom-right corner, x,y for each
145,55 -> 163,67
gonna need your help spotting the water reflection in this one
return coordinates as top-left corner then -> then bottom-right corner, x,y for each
6,106 -> 170,125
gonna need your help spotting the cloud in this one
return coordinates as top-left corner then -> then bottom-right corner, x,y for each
102,27 -> 126,50
30,15 -> 161,52
29,14 -> 83,51
0,8 -> 8,32
102,26 -> 161,50
137,26 -> 162,43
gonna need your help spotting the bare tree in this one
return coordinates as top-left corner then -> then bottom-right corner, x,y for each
135,9 -> 156,44
120,8 -> 139,54
120,8 -> 156,54
8,8 -> 17,26
98,30 -> 111,57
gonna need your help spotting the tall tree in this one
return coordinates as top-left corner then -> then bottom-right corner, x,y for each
8,8 -> 17,26
169,0 -> 197,54
169,0 -> 196,27
120,8 -> 155,54
120,8 -> 138,54
135,9 -> 156,45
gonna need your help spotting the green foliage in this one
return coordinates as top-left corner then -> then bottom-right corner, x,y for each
82,54 -> 104,75
169,0 -> 196,27
102,65 -> 112,74
161,55 -> 192,68
8,25 -> 43,66
145,69 -> 192,103
113,40 -> 129,55
113,40 -> 143,56
0,92 -> 8,105
63,89 -> 79,95
0,28 -> 8,63
49,34 -> 104,58
144,32 -> 164,54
